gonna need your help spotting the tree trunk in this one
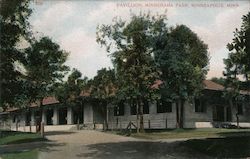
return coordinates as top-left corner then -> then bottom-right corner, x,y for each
176,101 -> 180,128
29,108 -> 32,132
229,99 -> 239,128
136,100 -> 139,133
37,99 -> 43,133
138,97 -> 144,133
180,100 -> 184,128
106,104 -> 109,130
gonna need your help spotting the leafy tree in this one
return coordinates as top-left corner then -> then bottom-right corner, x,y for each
225,12 -> 250,83
0,0 -> 32,109
56,68 -> 87,104
223,12 -> 250,126
97,14 -> 163,132
154,25 -> 209,128
87,68 -> 116,130
55,68 -> 87,128
24,36 -> 69,130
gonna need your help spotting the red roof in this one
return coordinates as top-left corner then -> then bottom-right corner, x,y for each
6,97 -> 59,112
150,79 -> 225,91
203,80 -> 224,91
42,96 -> 59,105
151,80 -> 163,89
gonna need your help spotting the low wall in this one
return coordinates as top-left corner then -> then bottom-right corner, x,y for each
9,124 -> 77,132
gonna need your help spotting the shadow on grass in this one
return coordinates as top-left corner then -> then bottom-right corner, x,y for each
0,140 -> 65,159
218,131 -> 250,137
0,131 -> 67,159
183,135 -> 250,158
1,149 -> 38,159
0,131 -> 35,138
44,131 -> 76,136
76,141 -> 211,159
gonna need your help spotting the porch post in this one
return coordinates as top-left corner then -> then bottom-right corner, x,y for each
42,109 -> 47,125
67,107 -> 73,125
31,110 -> 35,126
53,107 -> 59,125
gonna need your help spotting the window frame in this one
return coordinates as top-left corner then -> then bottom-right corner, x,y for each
237,103 -> 243,115
143,100 -> 149,114
194,98 -> 206,113
157,99 -> 172,113
114,101 -> 125,116
130,100 -> 137,115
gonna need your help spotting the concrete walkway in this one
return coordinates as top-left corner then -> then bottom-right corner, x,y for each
1,130 -> 212,159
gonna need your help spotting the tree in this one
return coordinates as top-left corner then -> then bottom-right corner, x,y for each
25,36 -> 69,131
97,14 -> 163,132
154,25 -> 209,128
56,68 -> 87,104
0,0 -> 32,109
223,12 -> 250,127
87,68 -> 116,130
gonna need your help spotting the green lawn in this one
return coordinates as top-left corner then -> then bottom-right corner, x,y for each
1,149 -> 38,159
129,128 -> 250,140
125,128 -> 250,158
0,130 -> 46,159
0,130 -> 45,145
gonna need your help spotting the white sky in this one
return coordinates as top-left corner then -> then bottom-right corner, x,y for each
29,0 -> 250,79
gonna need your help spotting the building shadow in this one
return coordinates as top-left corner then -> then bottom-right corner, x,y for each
76,141 -> 212,159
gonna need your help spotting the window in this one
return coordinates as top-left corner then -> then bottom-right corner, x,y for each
195,99 -> 206,113
157,99 -> 172,113
12,115 -> 16,123
130,100 -> 137,115
25,112 -> 31,126
114,101 -> 124,116
143,100 -> 149,114
237,103 -> 243,115
130,100 -> 149,115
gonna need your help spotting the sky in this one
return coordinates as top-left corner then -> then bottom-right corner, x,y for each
28,0 -> 250,79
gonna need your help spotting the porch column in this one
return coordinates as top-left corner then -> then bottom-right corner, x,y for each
224,106 -> 227,122
67,107 -> 73,125
42,109 -> 47,125
31,110 -> 35,126
53,108 -> 59,125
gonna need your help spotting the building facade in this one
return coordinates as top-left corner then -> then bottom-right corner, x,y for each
0,80 -> 249,131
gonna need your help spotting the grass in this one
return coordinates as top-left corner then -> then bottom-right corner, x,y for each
1,149 -> 38,159
114,128 -> 250,158
0,130 -> 46,145
0,131 -> 45,159
128,128 -> 250,140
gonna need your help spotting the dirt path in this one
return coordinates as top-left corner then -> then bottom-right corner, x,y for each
38,130 -> 211,159
0,130 -> 212,159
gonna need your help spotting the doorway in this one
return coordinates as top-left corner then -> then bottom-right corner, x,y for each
73,105 -> 84,124
213,105 -> 224,121
59,107 -> 67,125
